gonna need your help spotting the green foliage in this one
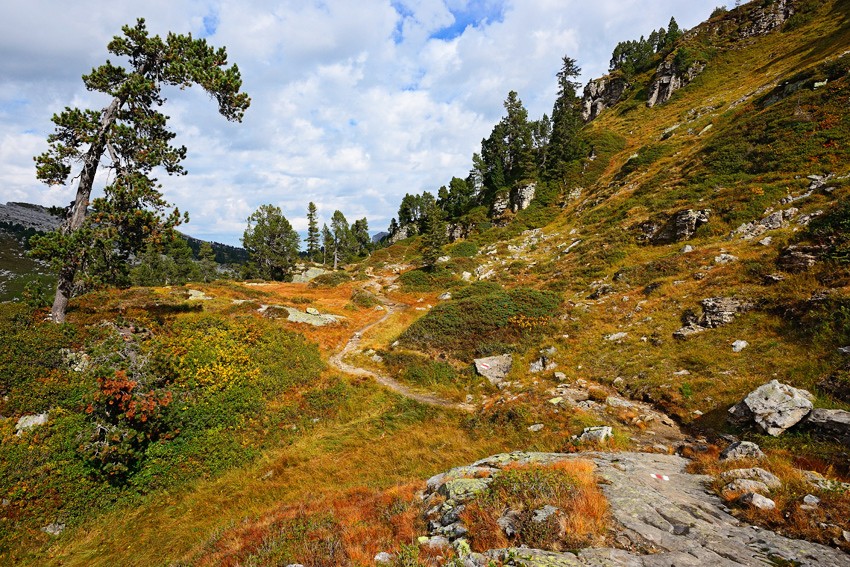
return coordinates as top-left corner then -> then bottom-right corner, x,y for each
131,235 -> 201,286
242,204 -> 300,281
806,201 -> 850,264
419,202 -> 448,269
31,18 -> 249,321
710,6 -> 728,18
398,267 -> 460,292
453,281 -> 504,300
306,202 -> 320,262
399,287 -> 561,358
382,352 -> 467,391
308,271 -> 352,288
449,241 -> 478,258
350,288 -> 379,308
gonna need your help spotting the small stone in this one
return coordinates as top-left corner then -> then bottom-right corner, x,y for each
15,413 -> 48,435
554,372 -> 567,382
715,253 -> 739,265
738,492 -> 776,510
548,397 -> 564,405
580,426 -> 613,443
606,332 -> 628,342
839,346 -> 850,355
528,424 -> 544,433
374,552 -> 393,564
803,494 -> 821,506
423,536 -> 451,550
681,245 -> 694,253
305,307 -> 321,315
720,441 -> 765,461
42,523 -> 65,536
759,237 -> 773,246
438,292 -> 452,300
673,524 -> 690,535
532,505 -> 559,523
721,467 -> 781,489
732,340 -> 749,353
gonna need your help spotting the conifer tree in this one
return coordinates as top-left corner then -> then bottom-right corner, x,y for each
420,203 -> 447,270
306,202 -> 320,262
546,56 -> 584,184
321,224 -> 332,266
31,19 -> 250,322
242,204 -> 300,281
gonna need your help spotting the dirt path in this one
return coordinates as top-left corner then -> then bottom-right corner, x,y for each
328,287 -> 475,413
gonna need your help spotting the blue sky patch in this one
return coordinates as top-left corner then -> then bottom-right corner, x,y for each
431,0 -> 505,41
202,11 -> 219,37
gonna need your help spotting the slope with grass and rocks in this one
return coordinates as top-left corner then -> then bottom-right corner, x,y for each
4,1 -> 850,566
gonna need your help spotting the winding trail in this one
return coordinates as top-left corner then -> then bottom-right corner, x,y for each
328,286 -> 475,413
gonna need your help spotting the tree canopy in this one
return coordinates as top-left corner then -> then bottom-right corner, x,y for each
242,204 -> 300,281
31,18 -> 250,322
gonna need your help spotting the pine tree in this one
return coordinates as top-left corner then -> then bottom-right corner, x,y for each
306,202 -> 320,262
30,19 -> 249,322
242,204 -> 300,281
420,203 -> 447,270
546,56 -> 585,184
330,210 -> 351,270
321,224 -> 332,266
198,241 -> 218,282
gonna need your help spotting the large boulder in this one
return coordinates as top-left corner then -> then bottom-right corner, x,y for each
674,297 -> 752,339
15,413 -> 48,435
730,380 -> 814,436
804,409 -> 850,444
510,183 -> 536,213
474,354 -> 513,386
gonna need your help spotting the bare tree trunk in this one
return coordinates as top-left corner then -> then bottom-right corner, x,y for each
50,97 -> 122,323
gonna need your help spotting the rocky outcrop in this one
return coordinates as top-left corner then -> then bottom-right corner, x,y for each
647,59 -> 706,108
777,245 -> 825,272
645,209 -> 711,244
674,297 -> 752,339
739,0 -> 795,38
728,380 -> 814,436
510,183 -> 536,213
803,409 -> 850,444
387,224 -> 415,245
720,441 -> 765,461
733,208 -> 796,240
15,413 -> 49,435
490,192 -> 510,218
291,266 -> 331,284
581,75 -> 630,122
0,202 -> 63,233
422,451 -> 848,567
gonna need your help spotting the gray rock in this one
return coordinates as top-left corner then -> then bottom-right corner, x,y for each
738,492 -> 776,511
423,535 -> 451,550
606,332 -> 628,342
650,209 -> 711,244
510,183 -> 537,213
532,505 -> 559,523
305,307 -> 321,315
720,441 -> 765,461
675,297 -> 752,339
42,523 -> 65,536
739,0 -> 795,38
803,494 -> 821,506
438,292 -> 452,300
721,468 -> 782,489
0,202 -> 63,232
741,380 -> 814,436
15,413 -> 48,435
554,372 -> 567,382
374,552 -> 393,564
474,354 -> 513,386
724,479 -> 771,495
528,424 -> 545,433
439,478 -> 492,503
714,253 -> 739,265
582,75 -> 630,122
681,245 -> 694,253
283,307 -> 342,327
778,245 -> 825,272
291,266 -> 331,283
647,59 -> 706,108
732,340 -> 749,353
803,470 -> 850,493
580,426 -> 613,443
497,510 -> 520,538
804,408 -> 850,443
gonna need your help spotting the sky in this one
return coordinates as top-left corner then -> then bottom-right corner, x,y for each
0,0 -> 725,246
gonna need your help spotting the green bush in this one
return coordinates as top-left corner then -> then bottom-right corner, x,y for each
399,287 -> 561,358
308,271 -> 352,288
449,241 -> 479,258
398,267 -> 460,292
806,201 -> 850,264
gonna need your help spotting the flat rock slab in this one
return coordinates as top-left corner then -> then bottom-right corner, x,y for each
283,307 -> 342,326
449,452 -> 847,566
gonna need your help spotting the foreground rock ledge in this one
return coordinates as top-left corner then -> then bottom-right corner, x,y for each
428,452 -> 846,567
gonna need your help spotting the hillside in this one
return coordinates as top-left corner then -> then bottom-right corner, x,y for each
2,1 -> 850,565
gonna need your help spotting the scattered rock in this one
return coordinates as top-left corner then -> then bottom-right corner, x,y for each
282,307 -> 342,327
529,347 -> 557,374
531,505 -> 559,523
374,551 -> 393,564
675,297 -> 752,339
186,289 -> 212,301
605,332 -> 628,342
721,467 -> 782,489
527,424 -> 544,433
778,245 -> 825,272
720,441 -> 765,461
681,244 -> 694,253
15,413 -> 48,435
588,284 -> 614,300
291,266 -> 331,283
732,340 -> 749,353
714,253 -> 738,265
579,426 -> 613,443
724,479 -> 772,496
731,380 -> 814,436
803,408 -> 850,443
763,273 -> 785,285
474,354 -> 513,386
738,492 -> 776,511
803,494 -> 821,507
42,523 -> 65,536
554,372 -> 567,382
438,292 -> 452,300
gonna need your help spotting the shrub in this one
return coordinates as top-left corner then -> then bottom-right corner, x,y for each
449,241 -> 478,258
398,267 -> 460,292
399,287 -> 561,358
806,201 -> 850,265
350,288 -> 379,309
308,271 -> 352,288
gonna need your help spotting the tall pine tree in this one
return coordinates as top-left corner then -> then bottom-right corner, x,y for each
306,202 -> 320,262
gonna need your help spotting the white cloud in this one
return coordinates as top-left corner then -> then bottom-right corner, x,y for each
0,0 -> 723,245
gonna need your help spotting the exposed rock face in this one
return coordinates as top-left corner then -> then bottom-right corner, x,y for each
510,183 -> 536,213
387,224 -> 415,245
446,222 -> 470,242
740,0 -> 795,38
425,451 -> 848,567
474,354 -> 513,386
778,245 -> 825,272
674,297 -> 752,339
0,202 -> 63,233
581,75 -> 630,122
650,209 -> 711,244
734,208 -> 796,240
490,192 -> 510,218
729,380 -> 814,436
15,413 -> 49,435
647,59 -> 706,108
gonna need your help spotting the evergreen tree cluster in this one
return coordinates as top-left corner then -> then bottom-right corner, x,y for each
608,17 -> 683,78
